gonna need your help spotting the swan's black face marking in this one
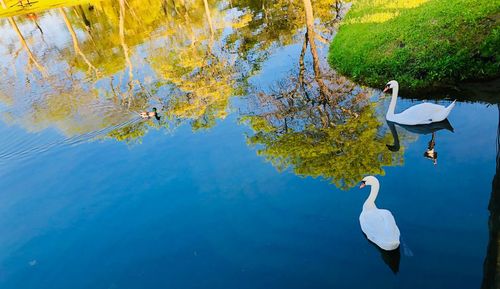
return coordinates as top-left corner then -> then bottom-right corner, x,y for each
359,180 -> 367,189
383,83 -> 391,93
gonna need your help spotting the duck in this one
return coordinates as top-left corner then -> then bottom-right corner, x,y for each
359,176 -> 400,251
140,107 -> 160,120
384,80 -> 455,125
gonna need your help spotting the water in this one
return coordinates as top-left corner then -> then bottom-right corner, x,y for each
0,1 -> 498,288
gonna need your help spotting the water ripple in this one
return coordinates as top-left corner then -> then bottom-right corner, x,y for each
0,117 -> 140,166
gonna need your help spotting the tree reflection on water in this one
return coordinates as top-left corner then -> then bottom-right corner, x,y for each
0,0 -> 413,189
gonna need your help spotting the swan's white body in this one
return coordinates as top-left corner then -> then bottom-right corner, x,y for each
359,176 -> 400,251
385,81 -> 455,125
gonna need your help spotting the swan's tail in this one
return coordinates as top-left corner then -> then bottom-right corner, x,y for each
446,100 -> 456,112
440,100 -> 456,120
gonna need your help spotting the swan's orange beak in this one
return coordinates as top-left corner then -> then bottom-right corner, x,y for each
383,87 -> 389,93
359,181 -> 366,189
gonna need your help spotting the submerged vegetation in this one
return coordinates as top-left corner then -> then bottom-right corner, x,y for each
328,0 -> 500,90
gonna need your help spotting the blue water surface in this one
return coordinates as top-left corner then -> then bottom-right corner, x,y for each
0,1 -> 498,288
0,100 -> 496,289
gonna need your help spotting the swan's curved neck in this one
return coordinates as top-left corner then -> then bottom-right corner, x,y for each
363,182 -> 379,210
386,84 -> 399,118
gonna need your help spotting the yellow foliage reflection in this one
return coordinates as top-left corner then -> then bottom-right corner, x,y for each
0,0 -> 349,143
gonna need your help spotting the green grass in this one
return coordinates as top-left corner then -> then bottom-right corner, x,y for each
328,0 -> 500,90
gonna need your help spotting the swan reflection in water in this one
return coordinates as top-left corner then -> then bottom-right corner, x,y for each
368,241 -> 401,274
386,119 -> 454,165
423,132 -> 438,165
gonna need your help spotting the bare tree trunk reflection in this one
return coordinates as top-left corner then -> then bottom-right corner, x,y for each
76,5 -> 91,29
8,17 -> 47,76
171,0 -> 181,15
302,0 -> 327,99
203,0 -> 214,35
33,19 -> 44,35
482,104 -> 500,289
119,0 -> 133,80
298,34 -> 308,99
59,8 -> 98,76
118,0 -> 136,108
334,0 -> 342,20
126,0 -> 140,22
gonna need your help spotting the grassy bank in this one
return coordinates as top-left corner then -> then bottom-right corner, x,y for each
328,0 -> 500,90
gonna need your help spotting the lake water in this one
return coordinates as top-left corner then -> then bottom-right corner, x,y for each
0,1 -> 498,288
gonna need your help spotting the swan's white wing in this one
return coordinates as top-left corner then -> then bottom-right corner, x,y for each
360,209 -> 400,250
397,103 -> 446,124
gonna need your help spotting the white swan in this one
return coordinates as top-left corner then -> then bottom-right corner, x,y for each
359,176 -> 400,251
384,80 -> 455,125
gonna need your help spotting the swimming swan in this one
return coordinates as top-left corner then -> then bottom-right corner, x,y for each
359,176 -> 400,251
384,80 -> 455,125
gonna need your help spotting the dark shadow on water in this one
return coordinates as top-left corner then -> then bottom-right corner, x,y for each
481,104 -> 500,289
400,78 -> 500,105
364,233 -> 401,274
